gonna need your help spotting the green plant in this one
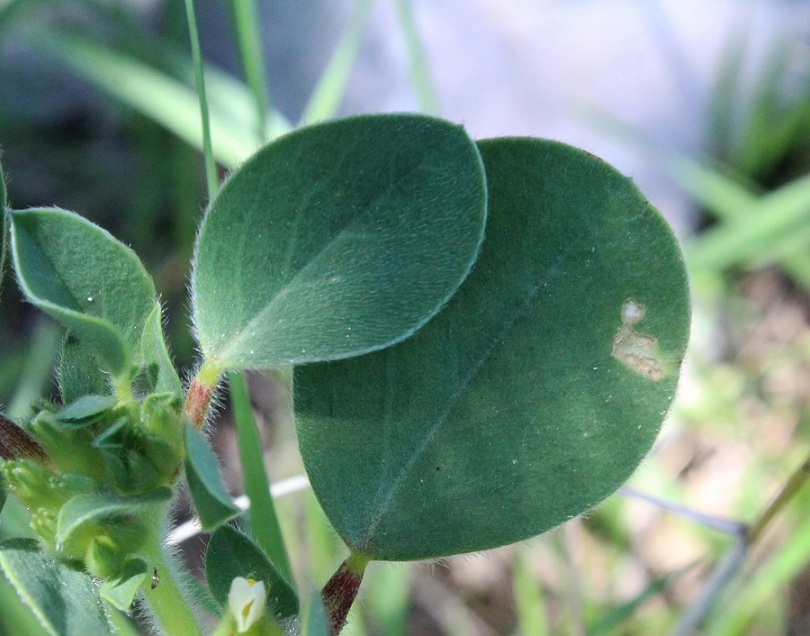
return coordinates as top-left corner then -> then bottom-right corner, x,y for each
0,116 -> 690,635
0,3 -> 692,635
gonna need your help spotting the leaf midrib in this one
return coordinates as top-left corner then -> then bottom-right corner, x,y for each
360,244 -> 572,551
216,159 -> 439,366
14,218 -> 83,313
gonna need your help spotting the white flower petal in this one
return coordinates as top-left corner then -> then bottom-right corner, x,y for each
228,576 -> 267,633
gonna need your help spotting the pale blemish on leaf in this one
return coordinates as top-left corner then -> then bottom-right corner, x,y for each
612,299 -> 666,381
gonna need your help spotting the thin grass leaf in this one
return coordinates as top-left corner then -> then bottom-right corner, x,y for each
687,170 -> 810,272
34,33 -> 256,169
230,0 -> 270,139
184,0 -> 217,198
704,511 -> 810,635
669,157 -> 758,222
512,551 -> 549,636
706,22 -> 749,159
589,564 -> 693,634
304,589 -> 329,636
672,158 -> 810,286
300,0 -> 377,125
228,371 -> 293,584
201,65 -> 291,142
393,0 -> 439,115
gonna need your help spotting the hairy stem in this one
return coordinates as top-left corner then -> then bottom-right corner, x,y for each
322,552 -> 370,635
183,360 -> 221,427
140,516 -> 204,636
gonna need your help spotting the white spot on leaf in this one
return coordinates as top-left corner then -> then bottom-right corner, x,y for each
612,299 -> 667,381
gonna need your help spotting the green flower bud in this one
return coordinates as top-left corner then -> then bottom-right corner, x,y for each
29,412 -> 106,481
86,536 -> 126,579
141,393 -> 184,461
29,509 -> 57,548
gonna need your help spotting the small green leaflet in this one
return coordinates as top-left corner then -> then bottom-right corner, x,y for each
10,208 -> 156,380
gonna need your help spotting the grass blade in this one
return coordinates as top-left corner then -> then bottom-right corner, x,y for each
705,511 -> 810,635
589,564 -> 693,634
393,0 -> 439,115
33,33 -> 256,169
230,0 -> 270,140
183,0 -> 217,198
687,170 -> 810,273
228,371 -> 293,584
300,0 -> 377,125
512,551 -> 549,636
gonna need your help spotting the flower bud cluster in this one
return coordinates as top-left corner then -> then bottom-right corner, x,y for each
0,392 -> 184,579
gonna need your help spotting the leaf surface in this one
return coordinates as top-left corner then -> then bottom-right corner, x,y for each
184,424 -> 239,531
296,138 -> 691,560
192,114 -> 486,370
56,488 -> 171,545
60,335 -> 110,404
10,208 -> 155,378
99,559 -> 148,611
0,538 -> 112,635
141,302 -> 182,395
205,524 -> 299,622
57,395 -> 117,423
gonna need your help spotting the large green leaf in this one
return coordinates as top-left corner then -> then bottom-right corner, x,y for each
10,208 -> 156,379
295,137 -> 691,560
192,113 -> 487,371
0,538 -> 113,635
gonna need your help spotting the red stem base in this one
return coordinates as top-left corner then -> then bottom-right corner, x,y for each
322,556 -> 367,635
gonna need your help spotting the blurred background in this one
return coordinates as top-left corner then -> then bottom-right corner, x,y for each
0,0 -> 809,634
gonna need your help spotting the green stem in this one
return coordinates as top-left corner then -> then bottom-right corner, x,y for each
747,450 -> 810,545
139,516 -> 204,636
668,538 -> 748,636
184,0 -> 218,199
